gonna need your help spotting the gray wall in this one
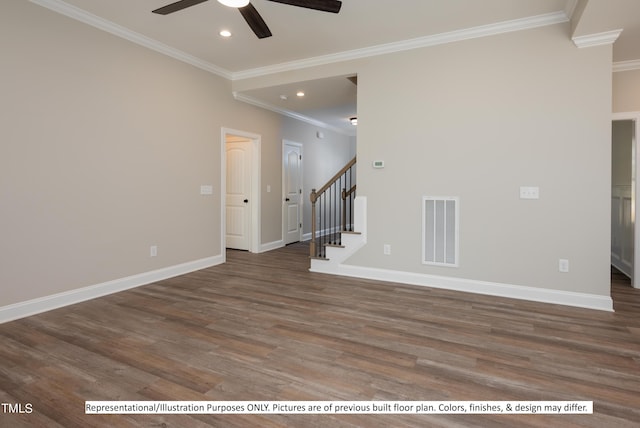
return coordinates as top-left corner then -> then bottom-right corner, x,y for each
612,121 -> 633,187
0,1 -> 621,311
349,23 -> 612,297
0,0 -> 285,307
613,69 -> 640,113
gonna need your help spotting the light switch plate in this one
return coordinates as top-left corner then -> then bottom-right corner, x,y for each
559,259 -> 569,273
200,185 -> 213,195
520,186 -> 539,199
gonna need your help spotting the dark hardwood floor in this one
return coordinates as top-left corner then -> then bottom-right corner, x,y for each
1,243 -> 639,427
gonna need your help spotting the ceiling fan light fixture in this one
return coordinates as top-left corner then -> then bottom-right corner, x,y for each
217,0 -> 250,7
154,0 -> 342,39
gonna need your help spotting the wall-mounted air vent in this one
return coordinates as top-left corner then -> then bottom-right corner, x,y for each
423,196 -> 459,267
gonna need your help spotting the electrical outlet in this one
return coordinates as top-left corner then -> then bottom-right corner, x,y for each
383,244 -> 391,255
559,259 -> 569,273
150,245 -> 158,257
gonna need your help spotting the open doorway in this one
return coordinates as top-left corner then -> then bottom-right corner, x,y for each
222,128 -> 261,254
612,114 -> 640,289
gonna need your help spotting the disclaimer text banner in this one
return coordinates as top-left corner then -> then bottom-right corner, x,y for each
85,401 -> 593,415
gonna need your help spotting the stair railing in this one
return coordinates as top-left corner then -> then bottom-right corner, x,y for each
310,156 -> 356,258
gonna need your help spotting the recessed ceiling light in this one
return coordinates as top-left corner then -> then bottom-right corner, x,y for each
219,30 -> 232,38
296,91 -> 305,97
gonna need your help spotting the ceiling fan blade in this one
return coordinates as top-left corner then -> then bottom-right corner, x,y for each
266,0 -> 342,13
239,3 -> 272,39
152,0 -> 209,15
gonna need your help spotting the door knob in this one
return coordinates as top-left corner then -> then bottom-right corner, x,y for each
285,198 -> 290,201
243,199 -> 249,203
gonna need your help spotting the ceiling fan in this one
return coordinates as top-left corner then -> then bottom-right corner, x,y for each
152,0 -> 342,39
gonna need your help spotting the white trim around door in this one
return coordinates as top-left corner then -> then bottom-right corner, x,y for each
612,112 -> 640,289
221,127 -> 261,256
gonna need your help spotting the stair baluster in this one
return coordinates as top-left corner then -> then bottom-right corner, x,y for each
310,157 -> 356,259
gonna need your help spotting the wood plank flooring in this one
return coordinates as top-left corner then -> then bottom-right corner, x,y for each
1,243 -> 639,427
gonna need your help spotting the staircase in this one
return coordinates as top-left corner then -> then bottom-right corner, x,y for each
309,157 -> 367,272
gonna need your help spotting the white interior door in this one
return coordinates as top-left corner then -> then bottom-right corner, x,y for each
226,140 -> 251,250
283,141 -> 302,244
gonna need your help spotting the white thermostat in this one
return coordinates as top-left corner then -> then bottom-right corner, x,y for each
372,160 -> 385,169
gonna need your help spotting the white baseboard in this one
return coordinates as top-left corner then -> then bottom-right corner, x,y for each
310,194 -> 612,312
0,255 -> 224,324
311,263 -> 614,312
260,239 -> 285,253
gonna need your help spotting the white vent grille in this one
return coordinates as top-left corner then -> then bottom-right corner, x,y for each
423,196 -> 459,267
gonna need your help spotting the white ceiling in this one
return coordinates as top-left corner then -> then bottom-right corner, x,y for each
32,0 -> 640,135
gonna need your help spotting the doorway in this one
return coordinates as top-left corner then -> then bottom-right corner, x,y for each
222,128 -> 261,254
612,113 -> 640,289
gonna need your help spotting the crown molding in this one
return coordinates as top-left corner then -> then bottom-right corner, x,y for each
563,0 -> 580,20
572,29 -> 623,48
232,11 -> 569,80
233,92 -> 355,136
31,0 -> 568,131
613,59 -> 640,73
31,0 -> 569,82
29,0 -> 233,80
